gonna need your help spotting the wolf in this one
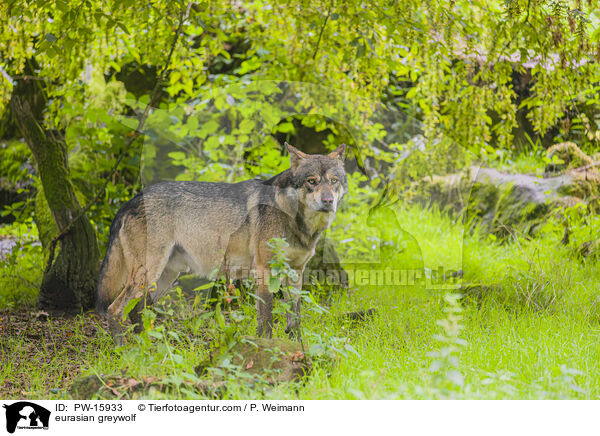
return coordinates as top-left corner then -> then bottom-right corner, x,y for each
96,142 -> 347,343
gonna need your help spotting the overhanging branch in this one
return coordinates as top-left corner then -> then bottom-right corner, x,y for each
41,3 -> 191,273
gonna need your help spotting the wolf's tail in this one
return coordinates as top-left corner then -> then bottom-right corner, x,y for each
96,213 -> 127,314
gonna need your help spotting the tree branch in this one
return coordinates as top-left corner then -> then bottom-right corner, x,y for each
43,3 -> 190,273
312,0 -> 334,60
573,160 -> 600,172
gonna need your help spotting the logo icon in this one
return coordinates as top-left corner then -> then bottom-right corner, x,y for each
3,402 -> 50,434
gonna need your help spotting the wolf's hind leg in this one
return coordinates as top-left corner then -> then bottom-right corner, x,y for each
107,264 -> 147,344
121,247 -> 179,334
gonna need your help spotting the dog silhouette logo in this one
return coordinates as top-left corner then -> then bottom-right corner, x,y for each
3,402 -> 50,433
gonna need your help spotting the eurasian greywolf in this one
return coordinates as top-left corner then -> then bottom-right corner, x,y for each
97,143 -> 347,343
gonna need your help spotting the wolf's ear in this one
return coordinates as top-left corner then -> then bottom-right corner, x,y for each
285,142 -> 307,171
328,144 -> 346,161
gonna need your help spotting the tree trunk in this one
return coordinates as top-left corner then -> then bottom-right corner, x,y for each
11,97 -> 99,313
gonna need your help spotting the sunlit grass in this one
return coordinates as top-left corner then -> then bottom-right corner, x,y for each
2,201 -> 600,399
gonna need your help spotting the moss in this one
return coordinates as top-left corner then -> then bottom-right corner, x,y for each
558,170 -> 600,200
466,181 -> 499,222
489,184 -> 548,237
34,186 -> 88,249
411,172 -> 473,213
546,142 -> 593,172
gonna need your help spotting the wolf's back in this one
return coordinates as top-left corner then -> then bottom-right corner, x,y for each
95,180 -> 262,313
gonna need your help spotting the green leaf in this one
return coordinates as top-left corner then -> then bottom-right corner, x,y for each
116,21 -> 130,34
268,275 -> 280,293
147,330 -> 163,340
122,296 -> 141,321
168,151 -> 186,161
215,304 -> 226,329
238,119 -> 255,133
45,33 -> 57,43
45,47 -> 58,58
168,331 -> 181,342
187,116 -> 199,131
193,282 -> 215,291
276,122 -> 294,133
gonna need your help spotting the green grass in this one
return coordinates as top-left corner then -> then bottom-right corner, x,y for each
2,200 -> 600,399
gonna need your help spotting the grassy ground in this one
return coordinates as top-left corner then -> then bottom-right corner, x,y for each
1,197 -> 600,399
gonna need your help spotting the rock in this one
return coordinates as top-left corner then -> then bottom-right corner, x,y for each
70,338 -> 311,399
556,168 -> 600,200
468,168 -> 571,236
70,375 -> 104,399
409,172 -> 469,214
69,373 -> 225,399
411,164 -> 600,238
209,337 -> 311,384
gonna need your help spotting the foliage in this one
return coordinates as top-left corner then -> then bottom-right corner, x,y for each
2,0 -> 599,192
1,0 -> 600,400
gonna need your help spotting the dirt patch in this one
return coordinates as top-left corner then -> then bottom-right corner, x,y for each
0,309 -> 109,399
69,374 -> 227,400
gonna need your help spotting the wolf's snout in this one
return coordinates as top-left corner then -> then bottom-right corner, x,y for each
321,192 -> 334,209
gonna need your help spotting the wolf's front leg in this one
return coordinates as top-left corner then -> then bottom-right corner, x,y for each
284,268 -> 303,341
256,267 -> 273,338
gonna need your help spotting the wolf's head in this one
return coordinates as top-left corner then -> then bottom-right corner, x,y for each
285,142 -> 348,214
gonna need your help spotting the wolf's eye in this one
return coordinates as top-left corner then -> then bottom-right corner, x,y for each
307,178 -> 318,185
330,178 -> 338,185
